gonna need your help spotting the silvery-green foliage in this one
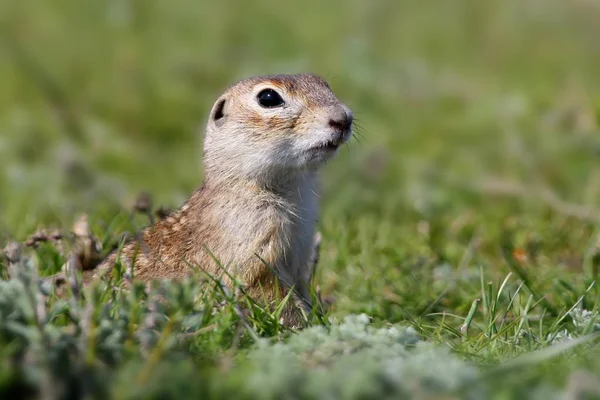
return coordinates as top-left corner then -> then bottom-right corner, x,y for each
570,307 -> 600,333
0,254 -> 227,398
548,307 -> 600,344
243,314 -> 482,399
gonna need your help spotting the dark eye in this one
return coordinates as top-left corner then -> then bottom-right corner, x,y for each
257,89 -> 284,108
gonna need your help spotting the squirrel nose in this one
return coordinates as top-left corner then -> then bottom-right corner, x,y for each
328,108 -> 353,132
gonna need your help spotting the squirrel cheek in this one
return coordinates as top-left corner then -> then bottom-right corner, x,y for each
264,116 -> 296,131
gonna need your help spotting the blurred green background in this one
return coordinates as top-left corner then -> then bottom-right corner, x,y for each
2,1 -> 600,396
1,0 -> 600,320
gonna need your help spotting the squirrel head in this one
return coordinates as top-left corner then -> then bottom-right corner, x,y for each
203,73 -> 353,185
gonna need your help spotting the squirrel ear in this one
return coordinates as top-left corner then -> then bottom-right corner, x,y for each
211,97 -> 226,126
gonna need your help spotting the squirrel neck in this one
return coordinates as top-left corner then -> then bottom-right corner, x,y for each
203,170 -> 317,204
190,167 -> 319,240
202,160 -> 318,202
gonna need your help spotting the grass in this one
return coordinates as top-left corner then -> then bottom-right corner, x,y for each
2,0 -> 600,398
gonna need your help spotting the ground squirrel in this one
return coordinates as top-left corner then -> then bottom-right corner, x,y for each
89,73 -> 353,327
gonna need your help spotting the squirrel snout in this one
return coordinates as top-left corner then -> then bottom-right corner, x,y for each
328,107 -> 354,133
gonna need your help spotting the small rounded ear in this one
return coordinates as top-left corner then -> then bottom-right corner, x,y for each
210,97 -> 227,127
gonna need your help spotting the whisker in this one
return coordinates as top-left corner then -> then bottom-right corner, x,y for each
351,124 -> 367,140
348,132 -> 364,146
344,138 -> 366,157
351,133 -> 363,144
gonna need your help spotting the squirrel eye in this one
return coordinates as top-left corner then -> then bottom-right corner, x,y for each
257,89 -> 285,108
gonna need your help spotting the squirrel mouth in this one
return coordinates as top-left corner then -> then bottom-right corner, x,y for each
314,139 -> 342,152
